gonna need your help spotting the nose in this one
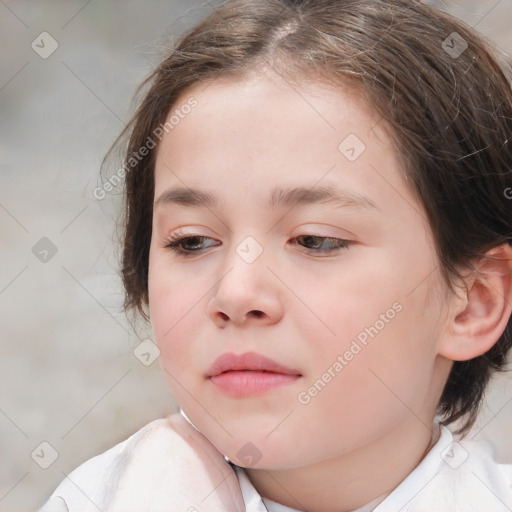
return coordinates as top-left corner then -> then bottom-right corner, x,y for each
206,249 -> 285,328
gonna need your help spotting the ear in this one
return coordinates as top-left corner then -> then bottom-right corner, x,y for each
438,243 -> 512,362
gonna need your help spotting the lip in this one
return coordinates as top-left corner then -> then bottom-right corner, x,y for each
207,351 -> 300,376
207,352 -> 302,397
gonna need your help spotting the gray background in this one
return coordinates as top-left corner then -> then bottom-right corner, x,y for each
1,1 -> 511,511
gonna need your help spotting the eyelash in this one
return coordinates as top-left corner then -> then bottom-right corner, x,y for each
162,234 -> 352,256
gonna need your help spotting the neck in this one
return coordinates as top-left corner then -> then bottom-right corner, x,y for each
245,417 -> 440,512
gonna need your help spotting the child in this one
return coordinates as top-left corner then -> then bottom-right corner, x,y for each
39,0 -> 512,510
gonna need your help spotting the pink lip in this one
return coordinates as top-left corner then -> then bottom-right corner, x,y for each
207,352 -> 302,397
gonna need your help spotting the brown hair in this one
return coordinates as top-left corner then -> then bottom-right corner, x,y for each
107,0 -> 512,434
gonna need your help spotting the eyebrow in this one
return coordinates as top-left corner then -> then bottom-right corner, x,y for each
154,185 -> 378,212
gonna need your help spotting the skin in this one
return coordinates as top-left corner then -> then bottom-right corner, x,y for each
147,68 -> 512,512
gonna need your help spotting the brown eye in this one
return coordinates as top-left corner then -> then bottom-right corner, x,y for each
164,235 -> 219,255
293,235 -> 351,254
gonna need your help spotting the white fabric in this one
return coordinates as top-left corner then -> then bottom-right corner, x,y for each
38,413 -> 512,512
233,427 -> 512,512
38,414 -> 246,512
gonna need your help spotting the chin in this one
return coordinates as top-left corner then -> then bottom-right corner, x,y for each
217,435 -> 299,470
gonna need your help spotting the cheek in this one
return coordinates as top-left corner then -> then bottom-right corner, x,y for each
297,308 -> 436,452
148,283 -> 207,409
305,259 -> 440,413
307,261 -> 400,357
148,251 -> 200,370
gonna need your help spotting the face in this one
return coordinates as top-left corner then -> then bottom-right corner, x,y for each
148,69 -> 451,470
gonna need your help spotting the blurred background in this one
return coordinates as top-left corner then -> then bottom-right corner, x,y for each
1,1 -> 511,510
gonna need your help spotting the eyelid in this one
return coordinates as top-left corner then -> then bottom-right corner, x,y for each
291,223 -> 358,240
161,232 -> 354,257
163,224 -> 354,243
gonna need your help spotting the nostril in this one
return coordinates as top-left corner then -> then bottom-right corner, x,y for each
250,310 -> 264,318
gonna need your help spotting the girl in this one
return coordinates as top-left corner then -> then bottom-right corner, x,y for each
40,0 -> 512,510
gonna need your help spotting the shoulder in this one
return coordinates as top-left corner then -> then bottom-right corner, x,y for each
379,425 -> 512,512
37,418 -> 167,512
435,427 -> 512,507
38,414 -> 245,512
436,431 -> 512,510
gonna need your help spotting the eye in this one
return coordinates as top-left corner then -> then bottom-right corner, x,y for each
163,235 -> 219,255
162,234 -> 353,257
291,235 -> 352,254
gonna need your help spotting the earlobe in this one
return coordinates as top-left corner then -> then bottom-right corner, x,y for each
438,243 -> 512,362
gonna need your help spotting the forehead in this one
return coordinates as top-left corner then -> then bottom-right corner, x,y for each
157,71 -> 379,156
153,70 -> 418,219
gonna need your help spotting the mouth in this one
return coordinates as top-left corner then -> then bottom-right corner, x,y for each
207,352 -> 302,397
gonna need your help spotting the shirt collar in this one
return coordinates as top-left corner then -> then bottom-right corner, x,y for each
231,423 -> 451,512
179,410 -> 451,512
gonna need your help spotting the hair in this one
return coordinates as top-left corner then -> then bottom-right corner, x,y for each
106,0 -> 512,435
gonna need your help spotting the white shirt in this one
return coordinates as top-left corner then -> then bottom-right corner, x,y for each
38,414 -> 512,512
232,429 -> 512,511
